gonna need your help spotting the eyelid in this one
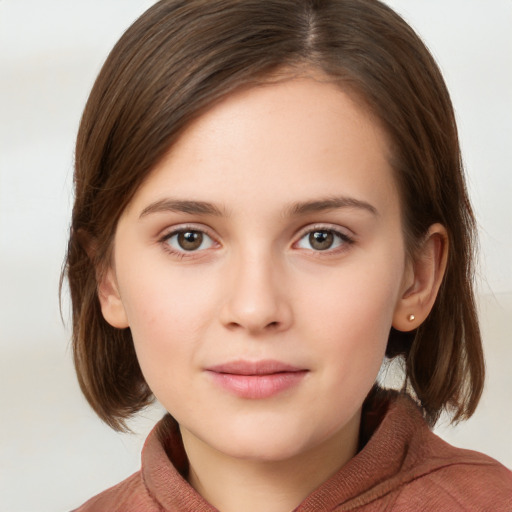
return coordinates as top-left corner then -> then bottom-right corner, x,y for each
158,222 -> 216,238
294,223 -> 354,240
293,223 -> 355,251
158,223 -> 220,254
156,222 -> 354,257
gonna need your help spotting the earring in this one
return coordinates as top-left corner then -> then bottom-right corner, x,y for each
408,314 -> 415,322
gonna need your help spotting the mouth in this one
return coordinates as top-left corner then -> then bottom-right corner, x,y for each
205,359 -> 308,399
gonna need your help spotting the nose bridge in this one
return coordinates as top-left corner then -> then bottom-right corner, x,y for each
221,243 -> 291,333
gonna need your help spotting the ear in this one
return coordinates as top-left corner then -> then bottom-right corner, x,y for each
77,228 -> 130,329
97,266 -> 130,329
393,223 -> 448,332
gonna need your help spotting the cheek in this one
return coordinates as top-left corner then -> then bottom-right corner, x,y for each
300,254 -> 403,333
115,264 -> 216,385
295,248 -> 405,376
119,250 -> 216,328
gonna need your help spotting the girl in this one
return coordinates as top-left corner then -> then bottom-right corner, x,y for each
66,0 -> 512,510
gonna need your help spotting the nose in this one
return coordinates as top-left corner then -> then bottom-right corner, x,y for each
219,250 -> 293,335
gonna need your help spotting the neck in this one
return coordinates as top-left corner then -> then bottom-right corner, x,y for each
180,412 -> 361,512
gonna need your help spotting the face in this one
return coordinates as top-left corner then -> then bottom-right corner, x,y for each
103,77 -> 412,463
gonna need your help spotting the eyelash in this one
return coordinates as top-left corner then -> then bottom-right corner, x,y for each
294,225 -> 355,254
159,225 -> 218,259
158,224 -> 354,258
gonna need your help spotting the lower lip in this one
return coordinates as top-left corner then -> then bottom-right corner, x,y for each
206,371 -> 308,399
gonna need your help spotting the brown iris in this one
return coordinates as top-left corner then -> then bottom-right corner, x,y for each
177,231 -> 203,251
309,231 -> 334,251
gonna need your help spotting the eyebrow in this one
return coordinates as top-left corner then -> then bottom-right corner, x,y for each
139,199 -> 225,218
286,196 -> 378,217
139,195 -> 378,219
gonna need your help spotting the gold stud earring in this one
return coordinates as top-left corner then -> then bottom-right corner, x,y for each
408,314 -> 415,322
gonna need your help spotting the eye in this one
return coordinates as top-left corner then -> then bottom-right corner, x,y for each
295,228 -> 352,252
164,229 -> 215,252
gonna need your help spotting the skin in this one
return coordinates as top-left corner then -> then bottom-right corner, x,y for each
99,76 -> 447,512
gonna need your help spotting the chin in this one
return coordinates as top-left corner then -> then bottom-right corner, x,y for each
198,417 -> 334,463
217,434 -> 310,463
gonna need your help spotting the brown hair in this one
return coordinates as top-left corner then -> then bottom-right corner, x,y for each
64,0 -> 484,431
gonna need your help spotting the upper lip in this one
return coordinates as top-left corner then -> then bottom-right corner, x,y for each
206,359 -> 306,375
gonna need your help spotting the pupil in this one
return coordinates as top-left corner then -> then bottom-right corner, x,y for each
309,231 -> 333,250
178,231 -> 203,250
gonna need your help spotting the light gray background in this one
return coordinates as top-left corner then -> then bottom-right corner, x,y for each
1,1 -> 511,511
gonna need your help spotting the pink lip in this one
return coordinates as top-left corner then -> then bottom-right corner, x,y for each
205,360 -> 308,399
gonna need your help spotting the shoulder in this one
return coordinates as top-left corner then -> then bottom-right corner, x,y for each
72,470 -> 160,512
390,431 -> 512,511
348,392 -> 512,511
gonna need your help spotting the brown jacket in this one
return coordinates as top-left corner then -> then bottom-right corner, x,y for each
74,394 -> 512,511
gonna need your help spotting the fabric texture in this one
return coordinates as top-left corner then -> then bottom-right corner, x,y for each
74,392 -> 512,511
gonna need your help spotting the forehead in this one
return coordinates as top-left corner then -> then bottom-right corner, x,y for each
125,77 -> 398,219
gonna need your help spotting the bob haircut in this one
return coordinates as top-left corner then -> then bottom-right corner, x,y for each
65,0 -> 484,431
